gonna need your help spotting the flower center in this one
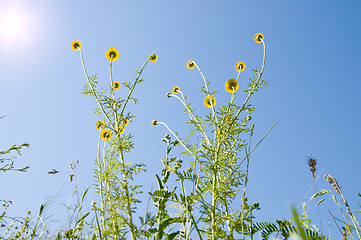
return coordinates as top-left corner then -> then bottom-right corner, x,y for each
110,51 -> 117,58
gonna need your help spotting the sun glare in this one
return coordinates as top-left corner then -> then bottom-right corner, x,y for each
0,13 -> 24,38
0,4 -> 34,49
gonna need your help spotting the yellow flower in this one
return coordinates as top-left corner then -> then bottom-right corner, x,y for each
187,60 -> 195,69
204,95 -> 216,108
149,53 -> 158,62
71,40 -> 81,51
254,33 -> 264,43
106,48 -> 119,61
112,81 -> 121,90
151,120 -> 158,126
100,129 -> 113,141
172,86 -> 180,94
118,126 -> 125,134
225,78 -> 239,93
235,61 -> 245,72
95,120 -> 105,130
121,118 -> 129,126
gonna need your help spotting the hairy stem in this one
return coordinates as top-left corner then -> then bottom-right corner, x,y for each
119,147 -> 136,240
172,92 -> 211,146
119,56 -> 150,118
79,49 -> 114,129
109,58 -> 120,129
211,170 -> 217,240
195,63 -> 219,125
228,40 -> 266,132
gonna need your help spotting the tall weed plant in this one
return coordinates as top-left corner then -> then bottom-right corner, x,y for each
0,34 -> 360,240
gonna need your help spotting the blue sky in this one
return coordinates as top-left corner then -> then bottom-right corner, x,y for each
0,0 -> 360,237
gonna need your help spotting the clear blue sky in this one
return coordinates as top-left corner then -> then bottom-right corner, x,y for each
0,0 -> 360,237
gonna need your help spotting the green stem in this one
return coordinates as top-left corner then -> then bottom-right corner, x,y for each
227,40 -> 266,132
250,209 -> 254,240
104,167 -> 119,239
189,146 -> 203,239
223,199 -> 232,234
119,148 -> 137,240
172,92 -> 211,146
158,122 -> 198,160
241,148 -> 250,239
195,63 -> 219,126
211,171 -> 217,240
73,169 -> 82,224
93,205 -> 104,240
312,177 -> 324,233
229,120 -> 278,180
118,57 -> 150,119
180,179 -> 190,237
79,49 -> 115,129
109,58 -> 120,129
101,139 -> 109,239
96,134 -> 107,236
189,212 -> 203,240
235,69 -> 241,81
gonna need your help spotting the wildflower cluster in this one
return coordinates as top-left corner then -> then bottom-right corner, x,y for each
149,33 -> 276,239
66,33 -> 350,240
1,31 -> 358,240
71,40 -> 157,239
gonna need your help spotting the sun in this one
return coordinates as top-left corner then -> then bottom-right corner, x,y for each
0,12 -> 24,38
0,4 -> 33,48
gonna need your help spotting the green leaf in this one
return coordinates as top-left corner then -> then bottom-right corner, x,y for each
164,231 -> 180,240
291,205 -> 307,240
76,212 -> 90,225
310,190 -> 328,200
159,217 -> 182,233
156,174 -> 163,189
316,199 -> 325,206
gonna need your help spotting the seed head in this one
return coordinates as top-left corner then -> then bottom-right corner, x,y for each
306,156 -> 317,178
324,174 -> 342,194
307,157 -> 317,167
